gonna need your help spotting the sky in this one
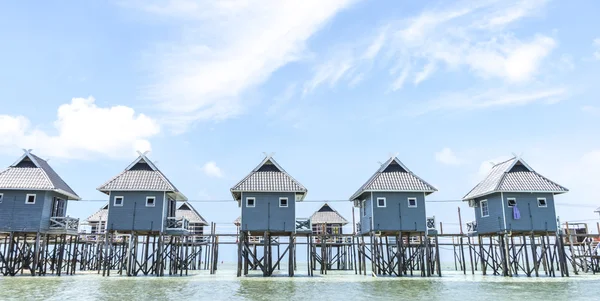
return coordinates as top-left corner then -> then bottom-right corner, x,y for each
1,0 -> 600,243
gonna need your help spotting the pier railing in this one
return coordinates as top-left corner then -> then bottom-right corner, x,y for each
166,217 -> 190,231
49,216 -> 79,233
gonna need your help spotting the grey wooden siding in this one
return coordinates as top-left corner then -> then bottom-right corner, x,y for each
0,190 -> 45,232
107,191 -> 166,232
371,192 -> 427,233
502,192 -> 557,232
240,192 -> 296,233
473,192 -> 558,234
474,193 -> 505,234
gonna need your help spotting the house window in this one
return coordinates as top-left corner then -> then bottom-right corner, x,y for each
114,196 -> 124,207
146,196 -> 156,207
408,198 -> 417,208
279,197 -> 288,207
538,198 -> 547,208
0,193 -> 3,203
507,198 -> 516,207
480,200 -> 489,217
362,200 -> 366,217
246,197 -> 255,208
25,194 -> 36,204
377,197 -> 386,208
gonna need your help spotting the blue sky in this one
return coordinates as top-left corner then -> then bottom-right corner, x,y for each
1,0 -> 600,237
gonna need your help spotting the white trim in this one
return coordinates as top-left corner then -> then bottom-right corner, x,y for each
279,197 -> 288,208
480,199 -> 489,217
507,197 -> 516,207
408,197 -> 417,208
25,194 -> 36,204
537,197 -> 548,208
376,197 -> 386,208
114,196 -> 124,207
246,197 -> 256,208
146,196 -> 156,207
0,193 -> 3,203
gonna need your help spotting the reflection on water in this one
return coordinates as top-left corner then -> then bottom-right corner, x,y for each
1,268 -> 600,301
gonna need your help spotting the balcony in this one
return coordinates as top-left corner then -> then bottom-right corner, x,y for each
295,218 -> 311,233
466,221 -> 478,234
49,216 -> 79,234
166,216 -> 189,233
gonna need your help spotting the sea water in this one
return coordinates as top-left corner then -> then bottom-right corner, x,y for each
1,265 -> 599,300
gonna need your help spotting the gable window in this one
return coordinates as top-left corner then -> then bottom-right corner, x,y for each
114,196 -> 124,207
480,200 -> 489,217
279,197 -> 288,208
362,200 -> 366,217
246,197 -> 255,208
538,198 -> 547,208
377,197 -> 386,208
0,193 -> 3,203
507,198 -> 517,207
146,196 -> 156,207
408,197 -> 417,208
25,194 -> 36,204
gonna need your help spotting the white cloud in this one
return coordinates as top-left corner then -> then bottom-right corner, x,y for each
305,0 -> 555,90
201,161 -> 223,178
594,38 -> 600,60
413,87 -> 566,115
435,147 -> 461,165
0,97 -> 159,159
475,155 -> 512,180
124,0 -> 357,131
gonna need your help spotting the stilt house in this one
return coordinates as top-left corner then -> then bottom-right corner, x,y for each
0,150 -> 80,234
176,201 -> 208,239
463,157 -> 568,234
97,152 -> 188,233
350,157 -> 437,235
231,155 -> 307,234
310,203 -> 348,235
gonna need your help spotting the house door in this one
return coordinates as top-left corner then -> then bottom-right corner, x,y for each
51,197 -> 66,217
168,198 -> 176,217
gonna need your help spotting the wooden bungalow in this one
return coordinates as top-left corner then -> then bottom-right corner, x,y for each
176,201 -> 208,241
97,152 -> 189,234
0,150 -> 80,234
349,156 -> 439,277
231,154 -> 307,277
85,203 -> 108,235
350,156 -> 437,235
310,203 -> 348,236
463,157 -> 568,235
231,155 -> 307,234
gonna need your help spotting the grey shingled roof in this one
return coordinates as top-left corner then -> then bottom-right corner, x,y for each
350,157 -> 437,201
310,203 -> 349,225
463,157 -> 568,200
86,203 -> 108,223
595,207 -> 600,214
0,151 -> 80,200
231,156 -> 307,201
97,153 -> 187,200
176,202 -> 208,225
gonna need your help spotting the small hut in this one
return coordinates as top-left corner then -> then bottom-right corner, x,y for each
176,201 -> 208,239
97,152 -> 188,233
0,150 -> 80,234
463,157 -> 568,234
231,155 -> 307,234
310,203 -> 348,235
85,203 -> 108,234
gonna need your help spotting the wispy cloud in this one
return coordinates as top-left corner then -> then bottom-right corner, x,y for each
435,147 -> 462,165
305,0 -> 554,91
0,97 -> 159,159
201,161 -> 224,178
413,87 -> 567,115
122,0 -> 357,132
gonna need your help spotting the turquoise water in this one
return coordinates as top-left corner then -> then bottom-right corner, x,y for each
1,268 -> 600,300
